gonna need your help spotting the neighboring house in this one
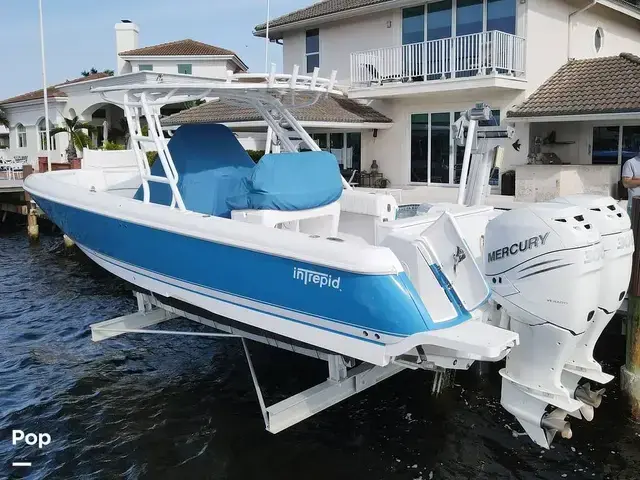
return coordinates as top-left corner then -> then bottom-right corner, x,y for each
249,0 -> 640,197
0,20 -> 247,169
162,94 -> 393,174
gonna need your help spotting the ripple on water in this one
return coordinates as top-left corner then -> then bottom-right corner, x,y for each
0,225 -> 639,480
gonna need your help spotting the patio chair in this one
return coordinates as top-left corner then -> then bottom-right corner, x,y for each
347,169 -> 359,188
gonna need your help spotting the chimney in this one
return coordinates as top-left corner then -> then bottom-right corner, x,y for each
115,20 -> 139,75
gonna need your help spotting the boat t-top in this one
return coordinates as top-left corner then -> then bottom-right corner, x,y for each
24,65 -> 633,449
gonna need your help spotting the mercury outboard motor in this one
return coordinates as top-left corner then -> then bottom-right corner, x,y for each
484,202 -> 604,448
550,195 -> 633,420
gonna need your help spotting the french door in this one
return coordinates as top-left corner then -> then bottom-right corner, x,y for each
410,112 -> 453,184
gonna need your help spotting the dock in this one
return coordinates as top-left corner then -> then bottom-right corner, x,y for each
0,167 -> 46,239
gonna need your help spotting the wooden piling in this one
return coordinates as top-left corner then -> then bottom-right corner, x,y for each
622,196 -> 640,418
63,234 -> 75,248
27,208 -> 39,241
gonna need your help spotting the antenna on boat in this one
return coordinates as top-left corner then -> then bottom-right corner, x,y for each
264,0 -> 270,72
38,0 -> 52,172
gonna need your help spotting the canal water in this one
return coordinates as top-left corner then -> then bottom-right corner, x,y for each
0,219 -> 639,480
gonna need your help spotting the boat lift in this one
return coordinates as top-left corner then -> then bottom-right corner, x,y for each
90,291 -> 418,433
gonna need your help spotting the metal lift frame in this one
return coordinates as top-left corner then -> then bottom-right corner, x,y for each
90,292 -> 407,434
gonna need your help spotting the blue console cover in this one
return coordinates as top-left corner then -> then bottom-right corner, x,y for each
226,151 -> 343,211
135,124 -> 255,218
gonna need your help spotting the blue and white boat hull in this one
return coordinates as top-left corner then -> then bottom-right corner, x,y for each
25,170 -> 517,366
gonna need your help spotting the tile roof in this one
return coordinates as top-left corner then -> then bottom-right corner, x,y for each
508,53 -> 640,118
255,0 -> 393,32
161,94 -> 392,126
0,73 -> 110,105
254,0 -> 640,32
0,87 -> 66,105
119,39 -> 239,57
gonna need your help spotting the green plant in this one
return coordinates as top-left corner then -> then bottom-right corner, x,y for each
81,68 -> 114,77
246,150 -> 265,163
50,116 -> 97,159
102,140 -> 125,150
146,151 -> 158,166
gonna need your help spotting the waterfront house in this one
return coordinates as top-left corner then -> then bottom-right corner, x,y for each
0,20 -> 247,169
241,0 -> 640,202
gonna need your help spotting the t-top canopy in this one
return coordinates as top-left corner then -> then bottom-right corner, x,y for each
91,63 -> 343,109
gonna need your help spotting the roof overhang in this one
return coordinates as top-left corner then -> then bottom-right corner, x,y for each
598,0 -> 640,21
253,0 -> 414,38
163,120 -> 393,130
507,111 -> 640,123
1,96 -> 68,109
119,54 -> 248,72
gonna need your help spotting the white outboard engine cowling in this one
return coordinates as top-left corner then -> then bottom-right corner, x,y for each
484,203 -> 604,448
550,195 -> 633,423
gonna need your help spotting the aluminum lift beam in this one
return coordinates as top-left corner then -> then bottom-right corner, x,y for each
90,292 -> 408,434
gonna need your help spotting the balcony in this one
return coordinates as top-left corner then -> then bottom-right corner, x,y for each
349,31 -> 526,98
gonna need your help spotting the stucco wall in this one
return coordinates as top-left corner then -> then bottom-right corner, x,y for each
360,90 -> 525,186
282,10 -> 399,83
525,0 -> 640,96
127,58 -> 232,78
3,102 -> 67,166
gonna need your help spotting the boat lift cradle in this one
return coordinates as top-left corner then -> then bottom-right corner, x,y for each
90,290 -> 513,434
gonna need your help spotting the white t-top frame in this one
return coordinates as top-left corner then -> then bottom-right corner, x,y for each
91,64 -> 352,212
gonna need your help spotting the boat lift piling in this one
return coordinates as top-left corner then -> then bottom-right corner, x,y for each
622,196 -> 640,418
90,291 -> 409,434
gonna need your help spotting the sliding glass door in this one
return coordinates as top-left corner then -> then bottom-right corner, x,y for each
411,110 -> 502,185
410,112 -> 452,184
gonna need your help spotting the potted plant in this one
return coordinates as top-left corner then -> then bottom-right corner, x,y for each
50,116 -> 96,168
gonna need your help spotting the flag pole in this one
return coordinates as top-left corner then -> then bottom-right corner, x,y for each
264,0 -> 270,72
38,0 -> 52,172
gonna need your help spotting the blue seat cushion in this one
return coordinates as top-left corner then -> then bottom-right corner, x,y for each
226,151 -> 343,211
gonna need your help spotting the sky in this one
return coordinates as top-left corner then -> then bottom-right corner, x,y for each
0,0 -> 312,99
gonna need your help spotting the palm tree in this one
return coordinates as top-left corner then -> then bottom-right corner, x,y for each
50,116 -> 97,159
0,108 -> 8,128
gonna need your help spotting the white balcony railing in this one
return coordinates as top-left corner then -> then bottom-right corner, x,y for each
350,30 -> 525,87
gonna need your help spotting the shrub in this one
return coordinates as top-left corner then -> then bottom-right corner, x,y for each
246,150 -> 265,163
102,141 -> 125,150
146,151 -> 158,167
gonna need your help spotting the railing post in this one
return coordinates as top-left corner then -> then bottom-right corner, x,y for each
508,34 -> 514,75
451,37 -> 456,79
492,31 -> 498,74
622,195 -> 640,419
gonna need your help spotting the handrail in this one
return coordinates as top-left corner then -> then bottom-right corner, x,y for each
350,30 -> 525,86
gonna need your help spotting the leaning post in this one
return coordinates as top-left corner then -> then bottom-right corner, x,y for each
622,195 -> 640,418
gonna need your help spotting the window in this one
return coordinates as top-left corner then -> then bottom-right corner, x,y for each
592,126 -> 620,165
178,64 -> 192,75
402,6 -> 425,45
593,125 -> 640,165
16,124 -> 26,148
139,64 -> 153,71
594,27 -> 604,53
410,114 -> 429,182
304,132 -> 360,171
330,133 -> 345,166
305,29 -> 320,73
427,0 -> 452,41
38,119 -> 56,151
487,0 -> 517,35
457,0 -> 484,36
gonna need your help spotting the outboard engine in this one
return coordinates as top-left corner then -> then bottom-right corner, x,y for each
551,195 -> 633,418
484,203 -> 604,448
